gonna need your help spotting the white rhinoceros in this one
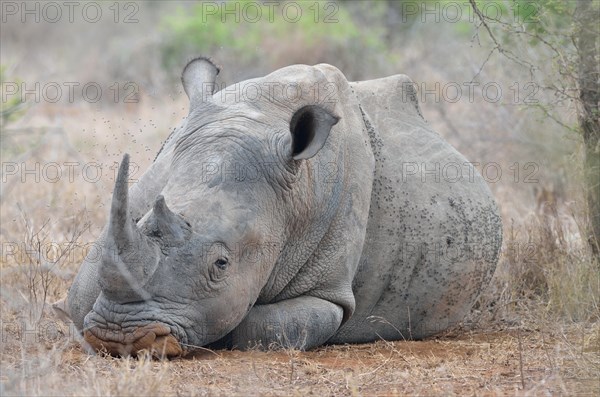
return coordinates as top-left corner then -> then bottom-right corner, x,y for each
58,58 -> 502,357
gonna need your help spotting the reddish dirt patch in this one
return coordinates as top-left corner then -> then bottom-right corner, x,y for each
1,321 -> 598,396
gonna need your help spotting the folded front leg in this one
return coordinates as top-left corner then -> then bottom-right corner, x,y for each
223,296 -> 344,350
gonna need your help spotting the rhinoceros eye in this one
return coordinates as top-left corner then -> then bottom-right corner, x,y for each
214,257 -> 229,270
209,257 -> 229,283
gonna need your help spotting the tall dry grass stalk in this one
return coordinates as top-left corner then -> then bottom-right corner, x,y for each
480,204 -> 600,326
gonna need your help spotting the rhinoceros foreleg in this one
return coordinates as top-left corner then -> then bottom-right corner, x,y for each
219,296 -> 343,351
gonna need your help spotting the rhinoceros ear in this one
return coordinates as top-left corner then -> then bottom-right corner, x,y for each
181,57 -> 220,108
289,105 -> 339,160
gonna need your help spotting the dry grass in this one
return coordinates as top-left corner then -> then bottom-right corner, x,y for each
1,103 -> 598,395
1,311 -> 598,396
474,205 -> 600,327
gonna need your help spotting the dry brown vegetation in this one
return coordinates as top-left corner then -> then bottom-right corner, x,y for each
3,188 -> 596,396
2,2 -> 599,396
2,322 -> 599,396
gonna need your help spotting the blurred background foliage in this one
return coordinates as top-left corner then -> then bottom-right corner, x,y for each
0,0 -> 589,217
0,0 -> 591,204
160,0 -> 387,73
159,0 -> 392,82
0,66 -> 25,128
1,0 -> 598,320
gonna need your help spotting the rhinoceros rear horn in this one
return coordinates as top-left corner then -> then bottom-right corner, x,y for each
181,57 -> 220,107
151,195 -> 191,243
290,105 -> 339,160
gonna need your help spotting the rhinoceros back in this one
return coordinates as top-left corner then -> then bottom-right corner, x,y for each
330,75 -> 502,342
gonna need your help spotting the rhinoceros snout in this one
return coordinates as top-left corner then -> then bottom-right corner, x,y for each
84,323 -> 183,358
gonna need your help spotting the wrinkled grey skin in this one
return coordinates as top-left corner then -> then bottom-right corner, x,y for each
60,58 -> 501,356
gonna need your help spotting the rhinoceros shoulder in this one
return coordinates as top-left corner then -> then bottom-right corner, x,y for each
350,75 -> 424,125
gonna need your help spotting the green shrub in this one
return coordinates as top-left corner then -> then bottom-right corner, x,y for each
0,65 -> 25,129
159,0 -> 386,78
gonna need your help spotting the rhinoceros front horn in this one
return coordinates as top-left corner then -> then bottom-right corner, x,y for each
109,154 -> 134,246
99,154 -> 157,302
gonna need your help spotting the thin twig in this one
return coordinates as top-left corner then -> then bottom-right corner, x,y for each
517,327 -> 526,390
470,47 -> 496,83
178,343 -> 221,357
468,0 -> 537,74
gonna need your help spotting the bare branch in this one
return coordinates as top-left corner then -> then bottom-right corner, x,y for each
468,0 -> 537,75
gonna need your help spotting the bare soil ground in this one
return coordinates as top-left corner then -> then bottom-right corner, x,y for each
1,315 -> 598,396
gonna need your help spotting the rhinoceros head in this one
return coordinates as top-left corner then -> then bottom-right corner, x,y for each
82,58 -> 340,357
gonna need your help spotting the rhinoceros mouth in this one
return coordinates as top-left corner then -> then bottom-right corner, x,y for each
84,322 -> 183,358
